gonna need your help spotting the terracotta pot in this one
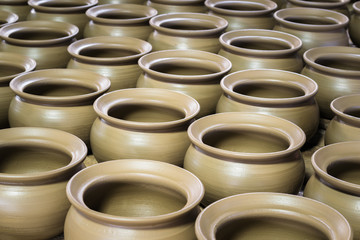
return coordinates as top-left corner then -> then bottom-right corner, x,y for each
304,141 -> 360,239
67,36 -> 152,91
90,88 -> 200,165
146,0 -> 207,14
301,46 -> 360,119
8,68 -> 110,147
136,49 -> 232,117
27,0 -> 98,38
0,52 -> 36,129
273,7 -> 349,55
183,112 -> 306,206
84,4 -> 157,40
0,127 -> 87,240
196,192 -> 352,240
218,29 -> 303,73
216,69 -> 319,141
0,9 -> 18,27
205,0 -> 278,32
0,0 -> 31,21
148,12 -> 228,53
286,0 -> 350,16
98,0 -> 146,4
0,20 -> 78,70
349,1 -> 360,47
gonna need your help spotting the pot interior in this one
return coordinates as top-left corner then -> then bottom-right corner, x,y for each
38,2 -> 86,7
230,38 -> 292,50
283,16 -> 338,25
159,19 -> 216,30
327,159 -> 360,185
314,56 -> 360,71
9,29 -> 69,40
343,107 -> 360,118
96,11 -> 145,19
23,82 -> 96,97
84,181 -> 187,217
79,46 -> 140,58
0,145 -> 71,174
233,82 -> 305,98
214,2 -> 268,11
0,63 -> 25,78
150,60 -> 219,75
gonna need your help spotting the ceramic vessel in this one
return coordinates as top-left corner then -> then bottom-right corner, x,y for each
8,69 -> 110,147
97,0 -> 146,4
0,52 -> 36,129
0,0 -> 31,20
136,49 -> 232,117
273,7 -> 349,55
84,4 -> 157,40
0,9 -> 18,27
301,46 -> 360,119
0,20 -> 78,70
146,0 -> 207,14
67,36 -> 152,91
286,0 -> 350,16
205,0 -> 278,32
349,1 -> 360,47
148,12 -> 228,53
216,69 -> 319,140
0,127 -> 87,240
304,141 -> 360,239
183,112 -> 306,206
90,88 -> 200,165
196,192 -> 352,240
218,29 -> 303,73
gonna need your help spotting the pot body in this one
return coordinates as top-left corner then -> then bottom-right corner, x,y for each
285,0 -> 350,16
0,0 -> 31,20
146,0 -> 207,14
349,1 -> 360,47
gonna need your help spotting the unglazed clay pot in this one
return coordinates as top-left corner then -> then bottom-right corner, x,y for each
65,159 -> 204,240
67,36 -> 152,91
148,13 -> 228,53
216,69 -> 319,140
183,112 -> 306,206
0,20 -> 78,69
196,192 -> 352,240
146,0 -> 207,14
286,0 -> 350,16
8,69 -> 110,147
136,49 -> 232,117
27,0 -> 98,38
97,0 -> 146,4
90,88 -> 200,165
304,141 -> 360,239
0,9 -> 18,27
205,0 -> 278,32
0,52 -> 36,129
325,94 -> 360,145
218,29 -> 303,73
0,127 -> 87,240
301,46 -> 360,119
349,1 -> 360,47
84,4 -> 157,40
0,0 -> 31,20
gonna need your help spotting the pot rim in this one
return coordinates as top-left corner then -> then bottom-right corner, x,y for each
354,1 -> 360,14
67,36 -> 152,64
149,0 -> 204,5
311,141 -> 360,195
93,88 -> 200,130
66,159 -> 204,227
195,192 -> 352,240
149,12 -> 228,37
219,29 -> 302,56
0,20 -> 79,46
10,68 -> 111,105
0,52 -> 36,84
220,69 -> 318,106
303,46 -> 360,77
205,0 -> 278,16
187,112 -> 306,161
138,49 -> 232,82
86,3 -> 158,25
274,7 -> 349,31
287,0 -> 350,8
0,9 -> 18,26
28,0 -> 98,13
330,94 -> 360,127
0,127 -> 87,184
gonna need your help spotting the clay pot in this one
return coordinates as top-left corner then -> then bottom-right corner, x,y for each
218,29 -> 303,73
148,12 -> 228,53
0,127 -> 87,240
27,0 -> 98,38
273,7 -> 349,55
67,36 -> 152,91
90,88 -> 200,165
205,0 -> 278,32
146,0 -> 207,14
286,0 -> 350,16
98,0 -> 146,4
84,4 -> 157,40
0,0 -> 31,21
8,68 -> 111,147
0,20 -> 78,70
304,141 -> 360,239
0,9 -> 18,27
349,1 -> 360,47
136,49 -> 232,117
301,46 -> 360,119
183,112 -> 306,206
196,192 -> 352,240
0,52 -> 36,129
216,69 -> 319,141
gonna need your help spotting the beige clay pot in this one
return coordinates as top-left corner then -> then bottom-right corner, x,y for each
97,0 -> 146,4
90,88 -> 200,165
146,0 -> 207,14
349,1 -> 360,47
0,9 -> 18,27
65,159 -> 204,239
0,127 -> 87,240
184,112 -> 306,206
285,0 -> 350,16
304,141 -> 360,239
136,49 -> 232,117
0,0 -> 31,21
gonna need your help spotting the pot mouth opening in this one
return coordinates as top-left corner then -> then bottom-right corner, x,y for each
210,0 -> 277,14
96,10 -> 145,20
28,0 -> 97,12
159,18 -> 218,31
314,55 -> 360,72
78,45 -> 141,58
37,2 -> 86,8
0,63 -> 26,79
229,37 -> 292,51
8,28 -> 69,40
327,159 -> 360,185
342,106 -> 360,119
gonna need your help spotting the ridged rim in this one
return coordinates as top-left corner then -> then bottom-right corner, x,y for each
0,52 -> 36,84
205,0 -> 278,16
330,94 -> 360,127
28,0 -> 98,13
